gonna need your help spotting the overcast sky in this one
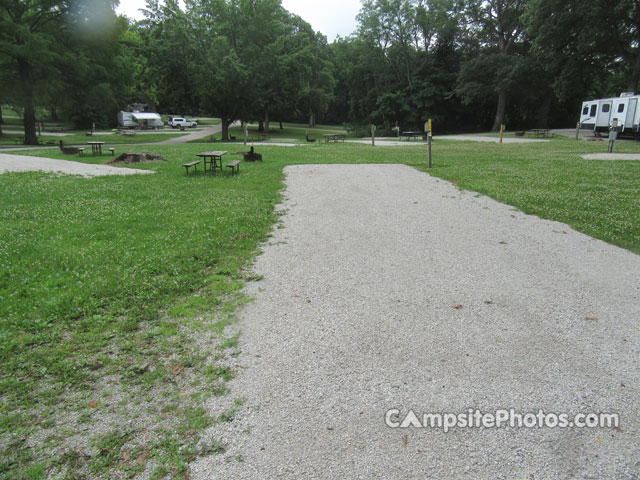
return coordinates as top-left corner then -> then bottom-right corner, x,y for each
115,0 -> 361,41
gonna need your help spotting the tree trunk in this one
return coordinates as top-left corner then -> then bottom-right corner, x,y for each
279,121 -> 283,129
264,110 -> 270,133
308,112 -> 316,128
50,105 -> 59,121
258,120 -> 264,132
537,92 -> 553,129
18,59 -> 39,145
0,105 -> 3,137
491,89 -> 507,132
23,104 -> 38,145
221,118 -> 230,141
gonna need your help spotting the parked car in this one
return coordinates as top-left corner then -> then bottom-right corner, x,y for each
168,117 -> 198,129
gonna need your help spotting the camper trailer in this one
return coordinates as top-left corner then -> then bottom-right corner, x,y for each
117,111 -> 164,129
580,93 -> 640,134
118,111 -> 137,129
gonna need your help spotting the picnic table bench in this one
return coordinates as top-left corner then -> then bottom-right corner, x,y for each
183,160 -> 201,175
323,134 -> 346,143
226,159 -> 241,174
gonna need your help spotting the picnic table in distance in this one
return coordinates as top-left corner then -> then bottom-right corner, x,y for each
402,131 -> 425,140
87,141 -> 105,155
529,129 -> 553,138
196,151 -> 227,172
323,134 -> 346,143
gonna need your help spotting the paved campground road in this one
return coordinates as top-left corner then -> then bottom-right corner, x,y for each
192,164 -> 639,479
156,123 -> 224,144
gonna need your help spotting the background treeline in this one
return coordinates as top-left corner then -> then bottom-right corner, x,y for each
1,0 -> 638,143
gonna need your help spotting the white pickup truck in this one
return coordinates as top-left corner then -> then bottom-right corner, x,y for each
168,117 -> 198,129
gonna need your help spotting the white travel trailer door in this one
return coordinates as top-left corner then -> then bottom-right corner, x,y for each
611,98 -> 629,129
595,100 -> 612,130
580,101 -> 598,129
627,98 -> 640,132
626,98 -> 638,131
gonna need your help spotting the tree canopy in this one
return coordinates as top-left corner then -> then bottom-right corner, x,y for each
0,0 -> 636,142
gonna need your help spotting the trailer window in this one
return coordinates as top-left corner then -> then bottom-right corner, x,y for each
590,105 -> 597,116
582,106 -> 588,115
602,104 -> 610,113
618,104 -> 625,113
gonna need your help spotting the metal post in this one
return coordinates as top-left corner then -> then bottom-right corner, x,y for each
608,119 -> 618,153
426,118 -> 432,168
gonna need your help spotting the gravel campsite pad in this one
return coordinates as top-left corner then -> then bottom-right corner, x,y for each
581,153 -> 640,161
0,153 -> 154,176
192,164 -> 639,479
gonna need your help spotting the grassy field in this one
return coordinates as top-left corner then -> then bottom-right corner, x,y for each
0,131 -> 190,146
203,122 -> 348,143
0,135 -> 638,479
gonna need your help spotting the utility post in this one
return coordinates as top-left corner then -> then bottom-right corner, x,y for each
608,119 -> 618,153
371,123 -> 376,147
426,118 -> 433,169
575,122 -> 581,141
499,124 -> 505,144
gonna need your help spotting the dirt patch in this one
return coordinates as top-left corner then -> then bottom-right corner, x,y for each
108,152 -> 169,165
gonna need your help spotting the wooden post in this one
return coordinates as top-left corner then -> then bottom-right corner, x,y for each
426,119 -> 432,169
499,124 -> 505,144
575,122 -> 580,141
371,123 -> 375,147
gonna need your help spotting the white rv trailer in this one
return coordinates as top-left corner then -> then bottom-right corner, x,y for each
580,92 -> 640,133
117,111 -> 164,129
117,111 -> 137,128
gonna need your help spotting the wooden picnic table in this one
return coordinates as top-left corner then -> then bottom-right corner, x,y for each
197,151 -> 227,172
87,141 -> 105,155
403,131 -> 425,140
530,128 -> 553,138
323,134 -> 346,143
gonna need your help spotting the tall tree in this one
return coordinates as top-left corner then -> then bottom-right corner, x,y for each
0,0 -> 68,144
0,0 -> 123,142
461,0 -> 526,131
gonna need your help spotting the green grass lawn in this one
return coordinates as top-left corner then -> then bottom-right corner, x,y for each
0,131 -> 189,146
0,136 -> 638,479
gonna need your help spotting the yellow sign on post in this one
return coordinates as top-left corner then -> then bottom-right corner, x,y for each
428,119 -> 432,133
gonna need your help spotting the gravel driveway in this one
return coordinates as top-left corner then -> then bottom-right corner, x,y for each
0,153 -> 153,176
193,164 -> 639,479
